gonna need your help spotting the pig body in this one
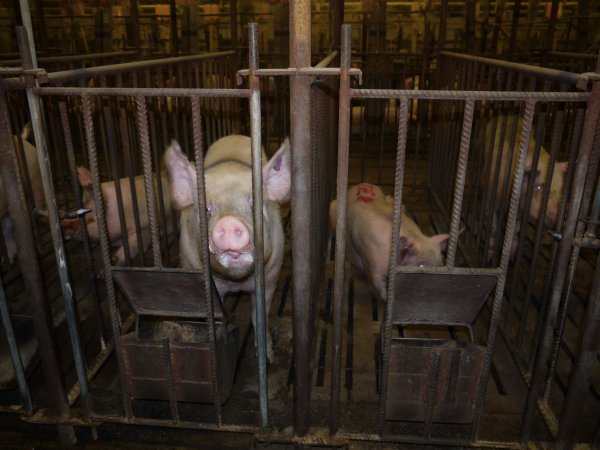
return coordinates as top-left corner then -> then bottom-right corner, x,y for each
165,135 -> 291,363
330,183 -> 448,301
61,167 -> 172,265
484,117 -> 568,231
0,124 -> 46,263
482,117 -> 568,259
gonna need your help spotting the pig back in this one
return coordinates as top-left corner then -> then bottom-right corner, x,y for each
204,135 -> 267,168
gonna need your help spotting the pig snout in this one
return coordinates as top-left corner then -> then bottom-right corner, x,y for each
211,216 -> 250,252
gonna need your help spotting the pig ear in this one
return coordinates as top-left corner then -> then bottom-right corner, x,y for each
263,137 -> 291,202
430,233 -> 449,253
396,236 -> 415,265
165,139 -> 197,209
77,166 -> 93,190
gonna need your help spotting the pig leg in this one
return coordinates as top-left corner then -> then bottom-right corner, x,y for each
112,228 -> 151,265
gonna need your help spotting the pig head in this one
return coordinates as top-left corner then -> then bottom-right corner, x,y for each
165,135 -> 291,362
60,166 -> 172,266
330,183 -> 448,302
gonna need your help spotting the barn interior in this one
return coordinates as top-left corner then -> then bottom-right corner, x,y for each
0,1 -> 600,449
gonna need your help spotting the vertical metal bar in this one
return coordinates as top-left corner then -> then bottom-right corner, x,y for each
59,102 -> 106,349
248,22 -> 269,433
290,0 -> 312,437
161,336 -> 179,423
546,0 -> 560,53
169,0 -> 178,54
16,26 -> 90,444
81,93 -> 133,419
472,100 -> 537,440
508,0 -> 522,54
329,24 -> 351,437
134,95 -> 162,268
521,79 -> 600,444
130,0 -> 141,52
229,0 -> 238,50
190,96 -> 222,423
438,0 -> 448,50
0,279 -> 32,413
445,99 -> 475,268
379,96 -> 410,435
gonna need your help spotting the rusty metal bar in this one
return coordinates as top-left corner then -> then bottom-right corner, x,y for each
230,0 -> 238,50
189,95 -> 222,424
2,52 -> 237,89
440,51 -> 599,87
169,0 -> 178,54
35,86 -> 250,98
546,0 -> 560,52
134,95 -> 162,268
351,89 -> 588,102
379,95 -> 410,435
290,0 -> 312,437
16,25 -> 91,443
60,101 -> 106,348
80,92 -> 134,419
0,279 -> 32,413
472,101 -> 537,439
521,76 -> 600,443
445,99 -> 475,268
247,22 -> 269,433
0,51 -> 138,67
329,24 -> 352,437
161,337 -> 179,423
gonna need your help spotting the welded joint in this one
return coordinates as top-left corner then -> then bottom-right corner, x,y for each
577,72 -> 600,90
2,68 -> 50,86
573,236 -> 600,249
236,67 -> 362,86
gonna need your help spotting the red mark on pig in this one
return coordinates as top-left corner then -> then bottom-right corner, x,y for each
355,183 -> 377,203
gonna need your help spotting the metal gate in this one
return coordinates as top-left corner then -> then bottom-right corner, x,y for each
1,14 -> 600,450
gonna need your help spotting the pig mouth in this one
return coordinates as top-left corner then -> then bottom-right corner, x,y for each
210,250 -> 255,280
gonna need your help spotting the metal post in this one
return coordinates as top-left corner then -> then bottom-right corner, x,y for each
546,0 -> 560,53
0,73 -> 76,447
169,0 -> 179,54
230,0 -> 238,51
329,24 -> 351,436
130,0 -> 141,52
290,0 -> 312,437
329,0 -> 343,51
521,77 -> 600,444
15,25 -> 93,439
248,22 -> 269,433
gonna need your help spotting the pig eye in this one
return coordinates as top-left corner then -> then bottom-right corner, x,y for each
206,201 -> 213,217
534,184 -> 543,192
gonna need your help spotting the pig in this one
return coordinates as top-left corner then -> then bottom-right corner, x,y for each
0,124 -> 46,263
329,183 -> 448,302
165,135 -> 291,363
60,166 -> 172,266
482,117 -> 569,259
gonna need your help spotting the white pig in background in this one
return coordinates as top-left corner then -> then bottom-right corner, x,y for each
329,183 -> 448,302
485,117 -> 568,231
0,124 -> 46,263
60,166 -> 172,266
165,135 -> 291,363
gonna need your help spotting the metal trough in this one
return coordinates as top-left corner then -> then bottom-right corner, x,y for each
113,269 -> 238,404
382,272 -> 497,423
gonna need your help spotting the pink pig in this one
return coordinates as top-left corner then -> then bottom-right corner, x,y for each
60,166 -> 172,265
165,135 -> 291,363
330,183 -> 448,301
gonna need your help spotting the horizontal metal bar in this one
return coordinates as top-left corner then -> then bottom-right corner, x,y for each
0,51 -> 139,67
573,236 -> 600,249
395,265 -> 503,276
352,88 -> 589,102
24,411 -> 256,434
339,432 -> 521,448
548,51 -> 598,61
236,67 -> 362,84
3,51 -> 236,89
33,86 -> 250,98
441,51 -> 594,86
